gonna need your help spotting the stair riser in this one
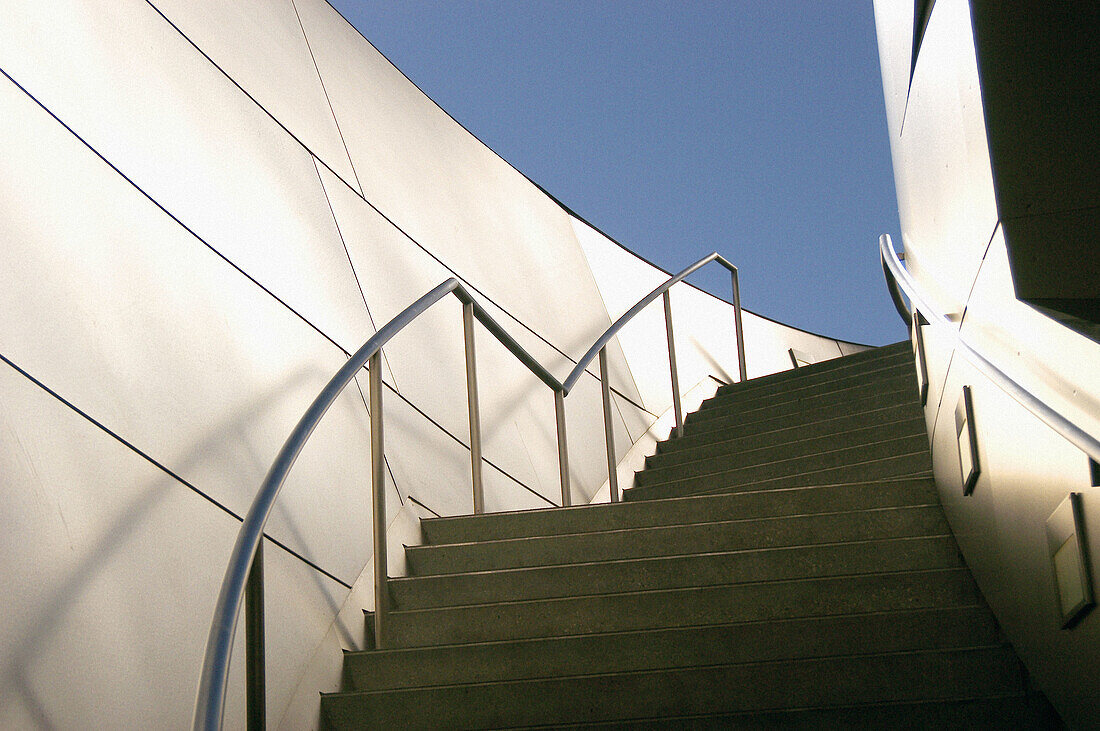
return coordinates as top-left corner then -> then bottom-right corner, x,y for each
702,360 -> 914,411
392,537 -> 963,609
709,353 -> 913,405
642,418 -> 926,479
537,695 -> 1060,730
713,343 -> 911,397
654,403 -> 924,461
409,506 -> 948,575
381,569 -> 981,648
683,380 -> 918,434
323,647 -> 1020,729
635,433 -> 930,491
422,480 -> 937,544
629,450 -> 928,501
692,370 -> 917,423
342,605 -> 998,692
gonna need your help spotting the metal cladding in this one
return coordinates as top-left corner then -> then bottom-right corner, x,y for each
0,1 -> 862,727
874,0 -> 1100,725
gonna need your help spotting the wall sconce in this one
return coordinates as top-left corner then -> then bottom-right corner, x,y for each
955,386 -> 979,495
1046,493 -> 1095,628
911,310 -> 929,405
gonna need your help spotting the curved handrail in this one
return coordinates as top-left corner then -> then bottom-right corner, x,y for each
879,234 -> 1100,464
563,252 -> 745,393
880,244 -> 912,328
195,251 -> 747,729
194,277 -> 567,730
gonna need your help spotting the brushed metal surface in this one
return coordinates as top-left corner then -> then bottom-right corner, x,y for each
885,0 -> 999,316
292,0 -> 624,367
0,0 -> 377,353
147,0 -> 361,189
0,77 -> 376,583
0,363 -> 243,728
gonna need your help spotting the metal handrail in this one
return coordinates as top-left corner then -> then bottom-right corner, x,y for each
563,253 -> 746,393
560,252 -> 746,499
879,234 -> 1100,464
193,277 -> 569,730
195,252 -> 747,730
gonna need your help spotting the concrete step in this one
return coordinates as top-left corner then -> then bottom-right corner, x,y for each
626,451 -> 932,501
712,342 -> 911,398
701,359 -> 914,413
542,693 -> 1062,730
682,377 -> 917,435
643,417 -> 926,479
655,401 -> 924,460
408,504 -> 947,575
634,432 -> 930,491
707,350 -> 913,405
421,479 -> 937,544
342,604 -> 998,692
390,535 -> 963,610
321,645 -> 1022,729
690,367 -> 915,424
381,566 -> 982,647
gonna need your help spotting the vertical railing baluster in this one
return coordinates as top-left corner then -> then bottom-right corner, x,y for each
598,347 -> 619,502
663,290 -> 684,438
462,302 -> 485,514
554,389 -> 571,506
368,352 -> 387,649
244,542 -> 265,731
730,266 -> 747,382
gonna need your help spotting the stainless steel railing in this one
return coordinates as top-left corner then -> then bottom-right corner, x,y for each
879,234 -> 1100,464
194,253 -> 746,730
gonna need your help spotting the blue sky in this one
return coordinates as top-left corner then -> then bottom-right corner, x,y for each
327,2 -> 903,346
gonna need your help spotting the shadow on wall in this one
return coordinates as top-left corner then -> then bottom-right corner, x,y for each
1,364 -> 364,727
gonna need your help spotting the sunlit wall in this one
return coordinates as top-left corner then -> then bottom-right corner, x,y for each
875,1 -> 1100,725
0,2 -> 863,727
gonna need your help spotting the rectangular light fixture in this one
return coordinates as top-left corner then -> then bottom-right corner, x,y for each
911,310 -> 929,405
1046,493 -> 1095,628
955,386 -> 980,495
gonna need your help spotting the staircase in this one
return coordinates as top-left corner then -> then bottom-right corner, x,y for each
320,342 -> 1061,728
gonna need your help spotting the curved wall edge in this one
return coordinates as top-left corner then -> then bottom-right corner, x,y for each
0,1 -> 868,727
874,1 -> 1100,725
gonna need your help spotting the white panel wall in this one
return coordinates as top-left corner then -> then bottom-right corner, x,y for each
877,0 -> 999,316
572,216 -> 863,418
0,1 -> 876,727
144,0 -> 361,191
875,1 -> 1100,724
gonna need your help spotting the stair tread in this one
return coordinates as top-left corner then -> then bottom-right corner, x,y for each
422,479 -> 939,546
688,371 -> 918,424
343,604 -> 999,691
652,405 -> 924,460
393,534 -> 964,609
700,360 -> 916,410
640,418 -> 927,481
627,448 -> 932,499
323,646 -> 1023,729
382,567 -> 983,649
324,343 -> 1059,727
408,504 -> 949,575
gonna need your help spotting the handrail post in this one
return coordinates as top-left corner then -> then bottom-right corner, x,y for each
598,347 -> 619,503
244,542 -> 265,731
462,302 -> 485,514
554,389 -> 571,506
663,290 -> 684,438
368,352 -> 387,648
730,266 -> 747,382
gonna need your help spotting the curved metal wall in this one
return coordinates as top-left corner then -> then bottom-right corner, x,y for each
0,1 -> 863,727
874,1 -> 1100,725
